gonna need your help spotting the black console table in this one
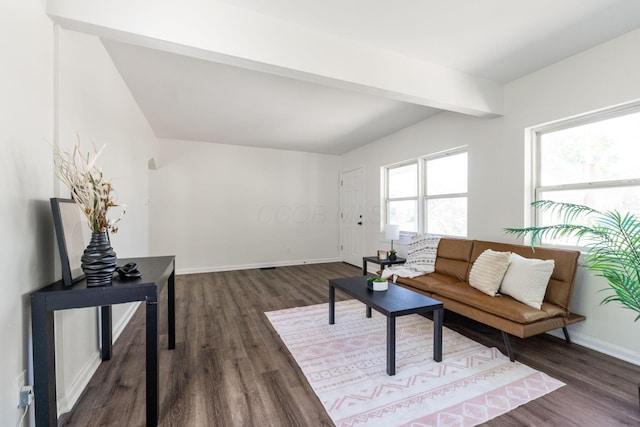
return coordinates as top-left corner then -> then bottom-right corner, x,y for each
31,256 -> 176,426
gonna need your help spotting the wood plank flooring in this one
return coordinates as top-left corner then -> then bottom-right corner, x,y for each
60,262 -> 640,426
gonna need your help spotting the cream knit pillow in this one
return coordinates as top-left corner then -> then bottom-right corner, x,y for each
468,249 -> 511,296
500,253 -> 555,309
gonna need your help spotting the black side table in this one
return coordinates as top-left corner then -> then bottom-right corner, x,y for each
362,256 -> 406,275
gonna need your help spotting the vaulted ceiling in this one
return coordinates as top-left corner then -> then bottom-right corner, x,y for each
47,0 -> 640,154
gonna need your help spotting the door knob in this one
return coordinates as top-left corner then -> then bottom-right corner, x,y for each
357,222 -> 363,225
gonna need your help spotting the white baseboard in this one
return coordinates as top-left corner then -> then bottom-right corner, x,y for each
176,257 -> 341,275
58,302 -> 141,416
547,329 -> 640,366
57,352 -> 102,415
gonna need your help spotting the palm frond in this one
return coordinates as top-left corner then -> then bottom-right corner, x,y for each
504,224 -> 597,248
531,200 -> 600,223
505,200 -> 640,321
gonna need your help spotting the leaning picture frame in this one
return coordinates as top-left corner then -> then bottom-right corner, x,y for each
51,198 -> 88,287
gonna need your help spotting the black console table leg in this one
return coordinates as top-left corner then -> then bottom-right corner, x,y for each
32,297 -> 57,427
101,305 -> 112,361
146,295 -> 159,426
168,267 -> 176,349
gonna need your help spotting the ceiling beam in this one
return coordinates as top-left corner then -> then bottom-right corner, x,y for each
46,0 -> 503,117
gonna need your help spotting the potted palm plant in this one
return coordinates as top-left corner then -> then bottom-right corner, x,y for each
505,200 -> 640,406
505,200 -> 640,320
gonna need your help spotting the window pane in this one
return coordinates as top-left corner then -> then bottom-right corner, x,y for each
538,186 -> 640,245
426,152 -> 467,196
389,200 -> 417,233
426,197 -> 467,236
540,111 -> 640,186
388,163 -> 417,198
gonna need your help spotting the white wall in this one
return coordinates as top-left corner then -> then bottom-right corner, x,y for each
150,139 -> 340,273
501,27 -> 640,364
342,112 -> 503,254
54,28 -> 156,413
0,1 -> 55,425
0,1 -> 156,424
342,28 -> 640,365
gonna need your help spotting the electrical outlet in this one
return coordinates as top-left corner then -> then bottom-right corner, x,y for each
14,371 -> 27,407
19,385 -> 33,408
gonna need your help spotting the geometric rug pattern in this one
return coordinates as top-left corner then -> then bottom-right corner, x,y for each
265,299 -> 564,426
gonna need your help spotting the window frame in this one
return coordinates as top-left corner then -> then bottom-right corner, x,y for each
383,160 -> 420,233
530,101 -> 640,248
382,147 -> 467,236
422,148 -> 468,236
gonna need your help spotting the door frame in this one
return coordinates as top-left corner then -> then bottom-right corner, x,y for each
339,166 -> 365,267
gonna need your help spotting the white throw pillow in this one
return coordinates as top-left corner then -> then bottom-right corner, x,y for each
468,249 -> 511,296
499,253 -> 555,309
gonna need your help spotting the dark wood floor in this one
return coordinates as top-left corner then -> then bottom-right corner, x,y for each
60,262 -> 640,426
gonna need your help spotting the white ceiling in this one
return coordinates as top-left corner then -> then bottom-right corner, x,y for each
102,41 -> 440,155
97,0 -> 640,155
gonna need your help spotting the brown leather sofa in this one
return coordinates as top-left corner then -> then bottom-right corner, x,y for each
390,238 -> 586,361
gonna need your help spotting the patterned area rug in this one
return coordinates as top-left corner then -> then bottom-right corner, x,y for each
265,299 -> 564,427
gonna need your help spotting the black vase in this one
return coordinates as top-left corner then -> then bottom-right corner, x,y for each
81,232 -> 117,287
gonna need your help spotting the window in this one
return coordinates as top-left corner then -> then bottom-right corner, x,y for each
424,151 -> 467,236
533,103 -> 640,246
383,148 -> 467,236
386,162 -> 418,232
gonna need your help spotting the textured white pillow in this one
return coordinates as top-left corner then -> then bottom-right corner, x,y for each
468,249 -> 511,296
499,253 -> 555,309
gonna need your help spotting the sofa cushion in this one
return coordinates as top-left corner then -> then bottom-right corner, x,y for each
429,281 -> 566,324
468,249 -> 511,296
395,272 -> 461,294
500,253 -> 555,309
434,238 -> 474,281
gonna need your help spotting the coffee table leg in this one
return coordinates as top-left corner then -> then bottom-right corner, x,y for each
387,315 -> 396,375
433,307 -> 443,362
366,306 -> 372,318
329,285 -> 335,324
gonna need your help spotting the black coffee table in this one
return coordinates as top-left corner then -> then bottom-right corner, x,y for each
329,276 -> 443,375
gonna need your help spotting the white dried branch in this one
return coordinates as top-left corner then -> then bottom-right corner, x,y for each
53,135 -> 126,234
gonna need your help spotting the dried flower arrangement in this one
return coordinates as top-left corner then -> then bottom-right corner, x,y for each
53,138 -> 126,234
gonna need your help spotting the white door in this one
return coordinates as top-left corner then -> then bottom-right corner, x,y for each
340,167 -> 364,267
